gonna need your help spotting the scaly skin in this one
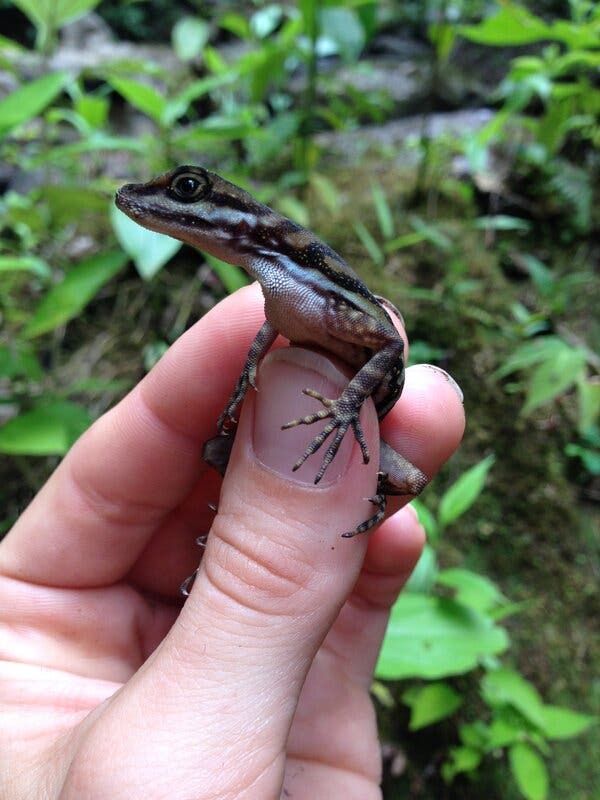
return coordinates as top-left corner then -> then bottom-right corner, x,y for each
115,166 -> 428,539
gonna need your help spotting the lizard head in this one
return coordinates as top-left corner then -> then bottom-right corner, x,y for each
115,165 -> 268,266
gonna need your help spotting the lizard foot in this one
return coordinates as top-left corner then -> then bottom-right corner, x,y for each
341,492 -> 387,538
282,389 -> 370,484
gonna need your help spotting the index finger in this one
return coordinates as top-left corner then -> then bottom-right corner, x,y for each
0,284 -> 269,587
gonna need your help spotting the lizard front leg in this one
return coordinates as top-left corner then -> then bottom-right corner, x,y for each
283,340 -> 405,484
217,320 -> 277,432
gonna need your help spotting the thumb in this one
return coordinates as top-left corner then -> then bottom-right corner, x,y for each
87,348 -> 380,799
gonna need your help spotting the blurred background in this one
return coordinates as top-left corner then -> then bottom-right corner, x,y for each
0,1 -> 598,797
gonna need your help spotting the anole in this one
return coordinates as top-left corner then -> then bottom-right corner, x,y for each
116,166 -> 428,538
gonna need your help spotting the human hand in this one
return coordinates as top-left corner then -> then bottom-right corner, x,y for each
0,283 -> 464,800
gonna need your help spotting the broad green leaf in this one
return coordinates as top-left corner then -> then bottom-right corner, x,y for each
442,746 -> 482,782
403,683 -> 462,730
509,743 -> 548,800
13,0 -> 101,48
0,255 -> 50,278
172,16 -> 209,61
24,251 -> 128,337
438,455 -> 495,529
13,0 -> 101,30
204,254 -> 248,294
487,711 -> 527,748
0,72 -> 68,137
74,94 -> 108,129
459,7 -> 551,47
109,77 -> 166,124
110,206 -> 181,280
309,173 -> 339,214
376,595 -> 508,680
0,400 -> 91,455
250,5 -> 283,39
319,7 -> 365,63
523,346 -> 586,415
437,568 -> 505,612
537,705 -> 596,740
494,337 -> 566,379
481,669 -> 545,728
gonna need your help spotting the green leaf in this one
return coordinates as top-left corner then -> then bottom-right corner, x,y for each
370,182 -> 394,240
108,77 -> 166,124
111,206 -> 181,279
537,705 -> 597,740
319,7 -> 365,63
494,337 -> 566,379
509,743 -> 548,800
24,251 -> 128,338
376,595 -> 508,680
0,72 -> 68,137
481,669 -> 545,728
204,254 -> 248,294
172,16 -> 209,61
0,400 -> 91,455
404,543 -> 438,593
13,0 -> 101,48
410,498 -> 439,543
0,255 -> 50,278
438,455 -> 495,529
523,346 -> 587,415
459,7 -> 551,47
353,221 -> 384,266
437,568 -> 505,613
442,746 -> 482,782
403,683 -> 463,730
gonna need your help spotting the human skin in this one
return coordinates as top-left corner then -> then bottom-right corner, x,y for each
0,283 -> 464,800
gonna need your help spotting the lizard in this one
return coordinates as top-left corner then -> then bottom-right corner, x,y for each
115,165 -> 428,540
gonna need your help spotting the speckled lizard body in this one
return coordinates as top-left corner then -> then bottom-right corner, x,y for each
115,166 -> 428,537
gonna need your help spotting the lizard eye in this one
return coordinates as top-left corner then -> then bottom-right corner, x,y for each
169,171 -> 208,202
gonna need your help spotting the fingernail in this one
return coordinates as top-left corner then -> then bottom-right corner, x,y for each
253,349 -> 354,484
421,364 -> 464,403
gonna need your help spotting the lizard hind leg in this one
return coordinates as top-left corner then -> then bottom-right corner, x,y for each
379,440 -> 428,496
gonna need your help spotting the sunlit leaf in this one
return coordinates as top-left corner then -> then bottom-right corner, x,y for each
403,682 -> 463,730
0,400 -> 91,455
438,455 -> 495,529
111,206 -> 181,279
109,77 -> 166,124
319,7 -> 365,63
437,568 -> 505,612
24,251 -> 128,337
482,669 -> 545,728
537,705 -> 597,740
523,346 -> 586,415
172,16 -> 209,61
509,743 -> 548,800
0,72 -> 68,136
376,595 -> 508,680
13,0 -> 101,48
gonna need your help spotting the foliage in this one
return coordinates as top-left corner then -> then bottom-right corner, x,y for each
377,457 -> 596,800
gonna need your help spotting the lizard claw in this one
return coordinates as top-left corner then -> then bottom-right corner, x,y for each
284,390 -> 370,483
